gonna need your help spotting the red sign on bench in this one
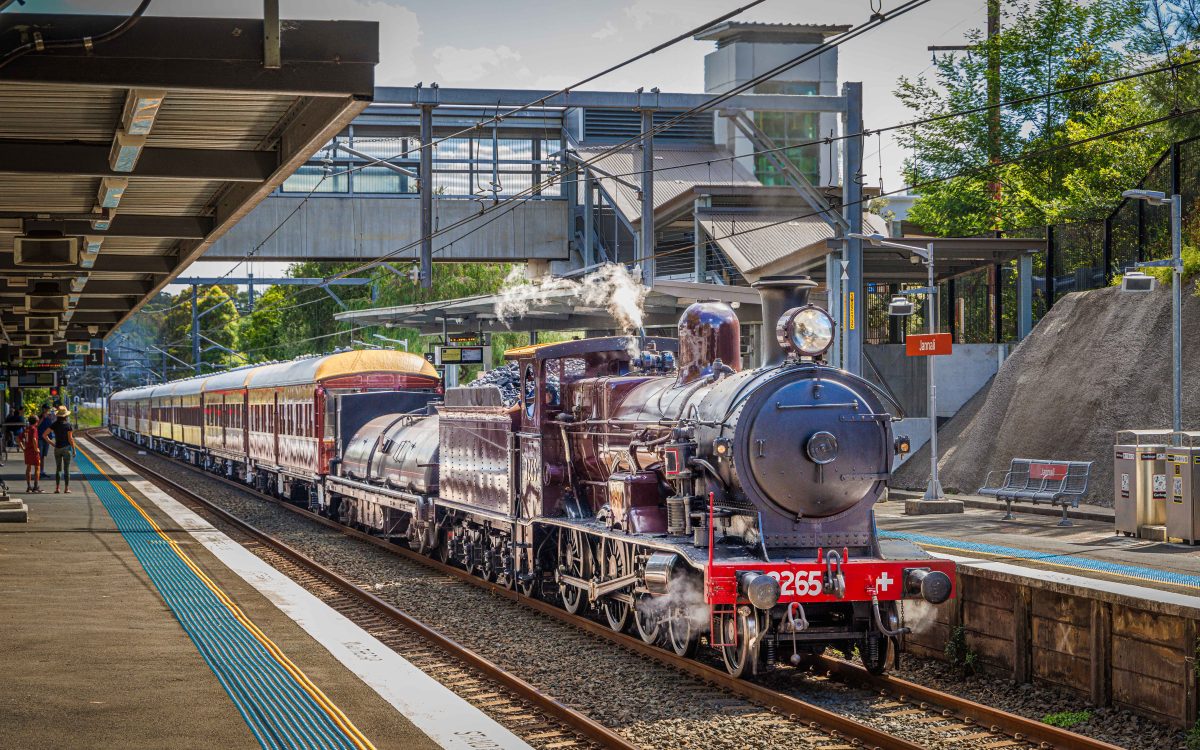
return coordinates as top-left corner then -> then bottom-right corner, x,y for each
1029,462 -> 1068,481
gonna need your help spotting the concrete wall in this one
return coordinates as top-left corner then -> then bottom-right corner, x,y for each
203,196 -> 569,262
868,343 -> 1007,467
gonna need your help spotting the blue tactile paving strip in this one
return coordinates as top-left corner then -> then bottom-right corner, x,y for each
880,529 -> 1200,591
75,449 -> 372,750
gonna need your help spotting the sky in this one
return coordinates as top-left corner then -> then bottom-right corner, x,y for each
33,0 -> 988,282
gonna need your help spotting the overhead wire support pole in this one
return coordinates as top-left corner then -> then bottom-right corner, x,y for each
841,82 -> 864,376
191,284 -> 200,376
419,100 -> 435,289
640,99 -> 656,285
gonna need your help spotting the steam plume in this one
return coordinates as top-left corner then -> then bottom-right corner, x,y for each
495,263 -> 648,334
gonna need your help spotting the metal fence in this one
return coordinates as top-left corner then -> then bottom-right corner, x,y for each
935,136 -> 1199,344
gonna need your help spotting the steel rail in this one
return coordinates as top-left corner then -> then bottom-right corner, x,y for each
85,435 -> 636,750
806,656 -> 1125,750
97,431 -> 1122,750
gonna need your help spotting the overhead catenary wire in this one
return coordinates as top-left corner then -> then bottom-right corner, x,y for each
185,0 -> 777,299
145,0 -> 926,328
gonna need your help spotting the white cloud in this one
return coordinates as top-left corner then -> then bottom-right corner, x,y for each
431,44 -> 521,84
592,21 -> 618,40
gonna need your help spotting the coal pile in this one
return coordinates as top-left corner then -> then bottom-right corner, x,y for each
469,362 -> 520,406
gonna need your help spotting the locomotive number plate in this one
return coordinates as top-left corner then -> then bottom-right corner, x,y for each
766,569 -> 823,597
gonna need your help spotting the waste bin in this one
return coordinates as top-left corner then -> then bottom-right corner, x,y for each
1114,430 -> 1172,537
1166,432 -> 1200,544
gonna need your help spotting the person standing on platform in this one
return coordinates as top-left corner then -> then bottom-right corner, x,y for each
36,406 -> 53,480
46,406 -> 76,495
20,415 -> 42,493
3,405 -> 22,449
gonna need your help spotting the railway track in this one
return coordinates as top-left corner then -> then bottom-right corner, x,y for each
92,431 -> 1127,750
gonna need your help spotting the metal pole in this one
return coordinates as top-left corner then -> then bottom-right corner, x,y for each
1172,192 -> 1183,436
924,242 -> 945,501
694,194 -> 710,283
248,271 -> 255,311
583,173 -> 595,267
419,104 -> 434,289
191,284 -> 200,376
640,107 -> 655,285
842,82 -> 864,376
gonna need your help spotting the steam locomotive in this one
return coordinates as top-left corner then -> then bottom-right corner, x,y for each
109,274 -> 954,677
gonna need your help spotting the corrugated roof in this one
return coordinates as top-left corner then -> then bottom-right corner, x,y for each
576,145 -> 759,225
0,12 -> 376,351
699,210 -> 889,276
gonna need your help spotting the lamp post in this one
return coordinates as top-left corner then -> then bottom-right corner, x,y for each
1121,189 -> 1183,438
849,232 -> 947,503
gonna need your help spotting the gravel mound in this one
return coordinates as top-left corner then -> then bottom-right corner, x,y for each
893,284 -> 1200,505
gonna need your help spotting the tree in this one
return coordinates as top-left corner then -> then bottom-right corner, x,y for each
158,285 -> 241,375
896,0 -> 1154,235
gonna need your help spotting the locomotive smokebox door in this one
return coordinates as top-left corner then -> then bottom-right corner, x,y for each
608,472 -> 667,534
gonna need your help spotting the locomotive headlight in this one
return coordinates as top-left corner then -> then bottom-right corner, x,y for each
776,305 -> 835,358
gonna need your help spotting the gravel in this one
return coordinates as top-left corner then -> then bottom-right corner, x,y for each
892,657 -> 1187,749
893,285 -> 1200,504
103,436 -> 1175,750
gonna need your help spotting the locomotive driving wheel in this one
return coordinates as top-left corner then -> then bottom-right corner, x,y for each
599,539 -> 631,633
558,530 -> 588,615
718,609 -> 761,678
665,599 -> 699,657
633,594 -> 661,644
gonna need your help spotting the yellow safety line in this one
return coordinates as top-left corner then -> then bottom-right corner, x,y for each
912,539 -> 1200,593
79,445 -> 377,750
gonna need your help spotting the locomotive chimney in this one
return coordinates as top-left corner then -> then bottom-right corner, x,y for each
753,275 -> 817,367
676,300 -> 741,384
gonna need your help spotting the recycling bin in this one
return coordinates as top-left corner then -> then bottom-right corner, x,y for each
1166,432 -> 1200,544
1114,430 -> 1172,536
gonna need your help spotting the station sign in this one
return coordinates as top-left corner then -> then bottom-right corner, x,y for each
446,332 -> 488,346
905,333 -> 952,357
66,341 -> 91,356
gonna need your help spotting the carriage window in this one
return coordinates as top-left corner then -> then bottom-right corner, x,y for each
523,363 -> 536,420
543,360 -> 561,408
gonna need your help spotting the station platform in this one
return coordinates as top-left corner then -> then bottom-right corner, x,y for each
0,438 -> 530,750
876,490 -> 1200,600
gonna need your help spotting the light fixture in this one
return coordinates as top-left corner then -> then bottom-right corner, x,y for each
121,89 -> 165,135
24,315 -> 58,332
776,305 -> 835,358
1120,270 -> 1157,293
97,177 -> 128,209
25,333 -> 53,347
888,295 -> 915,316
1122,189 -> 1170,206
14,233 -> 80,266
26,281 -> 67,314
108,128 -> 148,172
19,347 -> 41,359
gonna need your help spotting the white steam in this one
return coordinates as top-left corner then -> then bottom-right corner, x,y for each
494,263 -> 648,335
636,575 -> 710,634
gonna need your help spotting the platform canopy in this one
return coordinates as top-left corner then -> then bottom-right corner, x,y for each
334,279 -> 766,335
0,11 -> 377,362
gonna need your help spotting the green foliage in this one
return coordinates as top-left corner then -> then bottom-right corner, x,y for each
897,0 -> 1176,236
944,625 -> 980,675
1110,244 -> 1200,291
1187,721 -> 1200,750
1041,709 -> 1092,729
